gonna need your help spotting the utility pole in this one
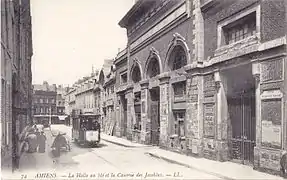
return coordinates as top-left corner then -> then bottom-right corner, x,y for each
49,106 -> 52,125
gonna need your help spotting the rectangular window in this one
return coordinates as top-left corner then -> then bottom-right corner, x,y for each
173,81 -> 186,101
120,73 -> 127,84
40,98 -> 43,103
223,12 -> 256,45
173,111 -> 185,137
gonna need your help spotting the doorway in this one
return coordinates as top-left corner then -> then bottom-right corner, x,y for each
149,87 -> 160,145
120,95 -> 127,137
224,64 -> 256,165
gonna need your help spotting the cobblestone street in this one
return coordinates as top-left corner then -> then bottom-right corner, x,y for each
1,125 -> 283,180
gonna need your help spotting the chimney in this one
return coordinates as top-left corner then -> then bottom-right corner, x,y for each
53,84 -> 57,91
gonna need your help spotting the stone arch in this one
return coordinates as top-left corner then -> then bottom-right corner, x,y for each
164,33 -> 191,71
144,47 -> 162,79
130,58 -> 143,83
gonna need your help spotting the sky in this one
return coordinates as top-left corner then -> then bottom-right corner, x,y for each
31,0 -> 134,86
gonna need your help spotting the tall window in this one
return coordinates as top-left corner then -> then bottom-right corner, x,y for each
147,58 -> 160,78
169,46 -> 187,70
223,12 -> 256,45
173,111 -> 185,137
131,65 -> 141,83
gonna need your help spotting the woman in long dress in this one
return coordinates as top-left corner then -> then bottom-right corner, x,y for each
38,131 -> 46,153
27,133 -> 37,153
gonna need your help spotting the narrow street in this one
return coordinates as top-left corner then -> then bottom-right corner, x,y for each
8,125 -> 223,180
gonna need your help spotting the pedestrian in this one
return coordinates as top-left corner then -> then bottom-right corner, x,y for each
35,129 -> 40,151
26,133 -> 37,153
38,131 -> 47,153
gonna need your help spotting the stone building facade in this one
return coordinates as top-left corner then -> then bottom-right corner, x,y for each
98,59 -> 116,134
119,0 -> 196,147
74,74 -> 97,120
64,86 -> 76,126
33,82 -> 57,124
114,49 -> 129,138
56,85 -> 67,116
1,0 -> 33,171
117,0 -> 287,175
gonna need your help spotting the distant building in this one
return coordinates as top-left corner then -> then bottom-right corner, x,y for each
32,82 -> 57,125
100,60 -> 116,135
56,85 -> 68,123
33,82 -> 68,125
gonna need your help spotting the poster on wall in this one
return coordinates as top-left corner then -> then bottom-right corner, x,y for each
261,99 -> 282,149
203,103 -> 215,138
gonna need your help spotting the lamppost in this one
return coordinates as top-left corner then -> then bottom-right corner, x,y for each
49,106 -> 52,125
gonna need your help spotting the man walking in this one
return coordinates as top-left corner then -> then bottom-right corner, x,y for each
38,131 -> 47,153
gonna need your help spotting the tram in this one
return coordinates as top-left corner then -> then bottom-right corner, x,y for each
72,114 -> 101,147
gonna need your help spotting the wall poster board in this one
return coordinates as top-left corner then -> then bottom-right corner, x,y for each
261,99 -> 282,149
203,103 -> 215,138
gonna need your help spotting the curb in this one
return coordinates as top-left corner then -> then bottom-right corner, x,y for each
101,138 -> 136,148
145,152 -> 234,180
101,138 -> 152,148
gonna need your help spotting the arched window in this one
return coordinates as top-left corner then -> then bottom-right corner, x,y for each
131,65 -> 141,83
147,57 -> 160,78
169,45 -> 187,70
99,71 -> 104,85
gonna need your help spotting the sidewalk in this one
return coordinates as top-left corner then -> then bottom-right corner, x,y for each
101,133 -> 151,148
146,148 -> 284,180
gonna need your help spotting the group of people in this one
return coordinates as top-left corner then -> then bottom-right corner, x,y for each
23,124 -> 47,153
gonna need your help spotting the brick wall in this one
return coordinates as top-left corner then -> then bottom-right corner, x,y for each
261,0 -> 286,42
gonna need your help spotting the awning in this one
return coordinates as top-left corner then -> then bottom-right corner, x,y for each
58,115 -> 68,121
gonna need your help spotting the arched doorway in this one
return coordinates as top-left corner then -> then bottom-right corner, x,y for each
167,44 -> 188,150
145,56 -> 161,145
130,64 -> 142,142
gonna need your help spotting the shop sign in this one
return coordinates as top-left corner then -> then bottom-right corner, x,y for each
261,90 -> 282,100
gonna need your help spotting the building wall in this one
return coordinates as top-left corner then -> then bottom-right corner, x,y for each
122,0 -> 195,144
1,0 -> 33,171
129,2 -> 195,73
116,0 -> 287,177
200,0 -> 287,175
114,52 -> 128,138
